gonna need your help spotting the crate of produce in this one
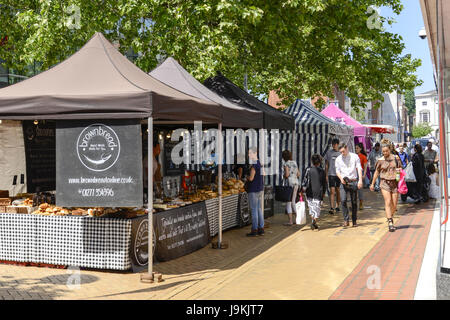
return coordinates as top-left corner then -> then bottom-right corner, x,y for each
0,206 -> 6,213
0,198 -> 11,206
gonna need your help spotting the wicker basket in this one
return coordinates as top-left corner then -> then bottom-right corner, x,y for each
0,206 -> 6,213
0,198 -> 11,206
6,206 -> 29,214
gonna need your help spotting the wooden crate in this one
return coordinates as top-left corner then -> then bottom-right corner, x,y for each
0,206 -> 6,213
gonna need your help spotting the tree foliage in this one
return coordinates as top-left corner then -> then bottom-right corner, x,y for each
404,89 -> 416,115
0,0 -> 422,111
412,122 -> 433,138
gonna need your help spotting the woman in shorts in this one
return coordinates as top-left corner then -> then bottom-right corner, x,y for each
370,141 -> 402,232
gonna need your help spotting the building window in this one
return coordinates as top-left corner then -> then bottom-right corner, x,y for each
420,111 -> 430,123
422,101 -> 427,106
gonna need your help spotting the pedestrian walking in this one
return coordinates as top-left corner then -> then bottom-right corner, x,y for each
427,163 -> 440,199
324,138 -> 342,215
246,147 -> 265,237
335,143 -> 363,228
424,141 -> 438,169
368,142 -> 382,192
355,143 -> 368,210
370,141 -> 402,232
412,144 -> 428,204
398,145 -> 409,168
282,150 -> 300,226
301,154 -> 326,231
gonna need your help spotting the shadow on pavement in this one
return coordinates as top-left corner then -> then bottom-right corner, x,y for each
0,272 -> 99,300
88,279 -> 196,299
149,189 -> 397,276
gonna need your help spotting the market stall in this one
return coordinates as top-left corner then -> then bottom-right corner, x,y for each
279,99 -> 354,184
321,103 -> 372,152
0,33 -> 259,272
149,57 -> 269,244
204,72 -> 294,203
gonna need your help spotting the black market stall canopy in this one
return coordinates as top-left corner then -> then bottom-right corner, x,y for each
204,73 -> 295,130
0,32 -> 223,121
150,57 -> 264,129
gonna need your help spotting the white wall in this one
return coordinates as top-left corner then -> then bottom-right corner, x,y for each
415,91 -> 439,137
0,121 -> 27,196
381,92 -> 403,143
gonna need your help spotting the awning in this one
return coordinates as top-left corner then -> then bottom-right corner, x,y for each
364,124 -> 396,134
149,57 -> 263,128
0,33 -> 220,121
204,73 -> 295,130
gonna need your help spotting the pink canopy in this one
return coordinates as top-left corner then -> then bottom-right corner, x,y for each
321,103 -> 372,151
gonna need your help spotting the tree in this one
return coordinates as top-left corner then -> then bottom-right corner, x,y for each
404,90 -> 416,115
0,0 -> 422,111
412,122 -> 433,138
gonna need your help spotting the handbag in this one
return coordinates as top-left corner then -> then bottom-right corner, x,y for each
404,162 -> 416,182
398,169 -> 408,195
275,179 -> 293,202
295,195 -> 306,225
244,179 -> 250,193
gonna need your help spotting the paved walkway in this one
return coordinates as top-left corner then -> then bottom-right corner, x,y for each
0,190 -> 437,300
329,199 -> 436,300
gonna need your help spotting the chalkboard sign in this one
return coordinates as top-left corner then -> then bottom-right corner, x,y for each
22,121 -> 56,192
164,139 -> 185,176
56,120 -> 143,207
154,202 -> 210,262
264,186 -> 274,218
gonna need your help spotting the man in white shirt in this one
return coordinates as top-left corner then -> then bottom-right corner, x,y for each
335,143 -> 363,228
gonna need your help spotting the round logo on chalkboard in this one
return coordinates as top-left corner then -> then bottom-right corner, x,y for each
133,219 -> 156,266
76,124 -> 120,172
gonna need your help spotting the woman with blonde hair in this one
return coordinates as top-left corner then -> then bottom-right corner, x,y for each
370,140 -> 402,232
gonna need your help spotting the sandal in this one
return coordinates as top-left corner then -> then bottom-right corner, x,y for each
388,218 -> 395,232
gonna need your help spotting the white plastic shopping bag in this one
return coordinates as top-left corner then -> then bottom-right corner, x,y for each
404,162 -> 416,182
295,195 -> 306,225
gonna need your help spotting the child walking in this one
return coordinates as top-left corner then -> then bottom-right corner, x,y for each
301,154 -> 327,230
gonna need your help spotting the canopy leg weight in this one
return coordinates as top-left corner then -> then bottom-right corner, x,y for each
140,272 -> 164,283
212,240 -> 229,249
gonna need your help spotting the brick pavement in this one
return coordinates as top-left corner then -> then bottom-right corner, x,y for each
0,190 -> 437,300
329,199 -> 436,300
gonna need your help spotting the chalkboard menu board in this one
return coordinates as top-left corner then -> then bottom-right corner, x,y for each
22,121 -> 56,192
56,120 -> 143,207
164,139 -> 185,176
264,186 -> 274,218
154,202 -> 210,262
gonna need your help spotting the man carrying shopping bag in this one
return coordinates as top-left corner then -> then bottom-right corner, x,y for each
301,154 -> 327,231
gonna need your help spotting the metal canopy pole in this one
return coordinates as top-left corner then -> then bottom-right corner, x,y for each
218,122 -> 223,247
148,117 -> 153,276
141,116 -> 161,283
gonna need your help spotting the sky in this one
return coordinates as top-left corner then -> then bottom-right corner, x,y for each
381,1 -> 435,95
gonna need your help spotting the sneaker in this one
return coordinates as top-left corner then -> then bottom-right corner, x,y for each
343,221 -> 349,228
257,228 -> 265,236
246,230 -> 258,237
329,209 -> 335,215
352,222 -> 358,227
335,207 -> 340,212
313,221 -> 319,230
